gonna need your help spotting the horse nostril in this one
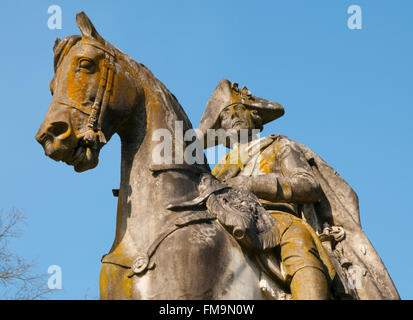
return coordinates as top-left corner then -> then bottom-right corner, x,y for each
47,121 -> 70,138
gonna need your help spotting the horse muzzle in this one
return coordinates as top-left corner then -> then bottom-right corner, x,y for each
36,123 -> 100,172
36,118 -> 77,158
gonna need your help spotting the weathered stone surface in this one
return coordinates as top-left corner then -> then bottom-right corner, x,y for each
35,12 -> 399,300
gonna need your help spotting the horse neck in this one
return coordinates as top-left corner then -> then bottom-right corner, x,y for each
113,68 -> 201,253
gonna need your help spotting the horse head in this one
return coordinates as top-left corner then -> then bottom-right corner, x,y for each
35,12 -> 142,172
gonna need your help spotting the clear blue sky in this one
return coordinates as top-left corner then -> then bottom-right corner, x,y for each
1,0 -> 412,299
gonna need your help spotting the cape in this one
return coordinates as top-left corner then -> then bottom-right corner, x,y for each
290,136 -> 400,299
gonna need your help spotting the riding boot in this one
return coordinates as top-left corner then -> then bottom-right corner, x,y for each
290,266 -> 329,300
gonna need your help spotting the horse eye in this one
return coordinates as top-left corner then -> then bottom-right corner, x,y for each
79,59 -> 93,69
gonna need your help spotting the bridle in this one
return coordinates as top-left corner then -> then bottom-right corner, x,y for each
56,40 -> 116,145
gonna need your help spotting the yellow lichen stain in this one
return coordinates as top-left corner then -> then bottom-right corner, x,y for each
99,263 -> 134,299
99,265 -> 110,299
121,273 -> 134,299
258,146 -> 276,174
229,84 -> 254,106
66,55 -> 100,111
100,241 -> 135,299
212,148 -> 243,181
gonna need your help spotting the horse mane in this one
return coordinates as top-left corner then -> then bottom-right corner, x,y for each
126,56 -> 193,133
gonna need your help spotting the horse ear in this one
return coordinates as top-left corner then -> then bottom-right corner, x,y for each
76,11 -> 104,43
53,38 -> 61,53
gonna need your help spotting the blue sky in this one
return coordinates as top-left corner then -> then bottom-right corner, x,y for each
0,1 -> 412,299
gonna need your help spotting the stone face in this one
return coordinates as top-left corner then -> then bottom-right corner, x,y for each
35,12 -> 399,300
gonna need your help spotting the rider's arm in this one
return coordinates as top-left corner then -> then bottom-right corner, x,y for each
227,140 -> 321,204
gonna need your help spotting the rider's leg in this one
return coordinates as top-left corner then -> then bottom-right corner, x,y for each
290,267 -> 329,300
274,214 -> 330,300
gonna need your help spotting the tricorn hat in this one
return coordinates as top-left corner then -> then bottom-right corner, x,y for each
198,79 -> 284,148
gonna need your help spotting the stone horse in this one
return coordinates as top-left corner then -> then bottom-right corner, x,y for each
36,12 -> 401,301
35,12 -> 280,299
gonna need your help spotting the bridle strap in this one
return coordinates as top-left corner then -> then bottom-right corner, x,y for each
87,42 -> 115,133
55,41 -> 116,136
57,100 -> 93,116
82,40 -> 116,58
96,54 -> 115,131
87,55 -> 109,131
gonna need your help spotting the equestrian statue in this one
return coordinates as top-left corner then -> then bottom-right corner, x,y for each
35,12 -> 399,300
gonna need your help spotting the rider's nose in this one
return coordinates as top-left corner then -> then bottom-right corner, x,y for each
46,121 -> 70,138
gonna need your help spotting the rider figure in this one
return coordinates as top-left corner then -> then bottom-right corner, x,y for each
199,79 -> 335,299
